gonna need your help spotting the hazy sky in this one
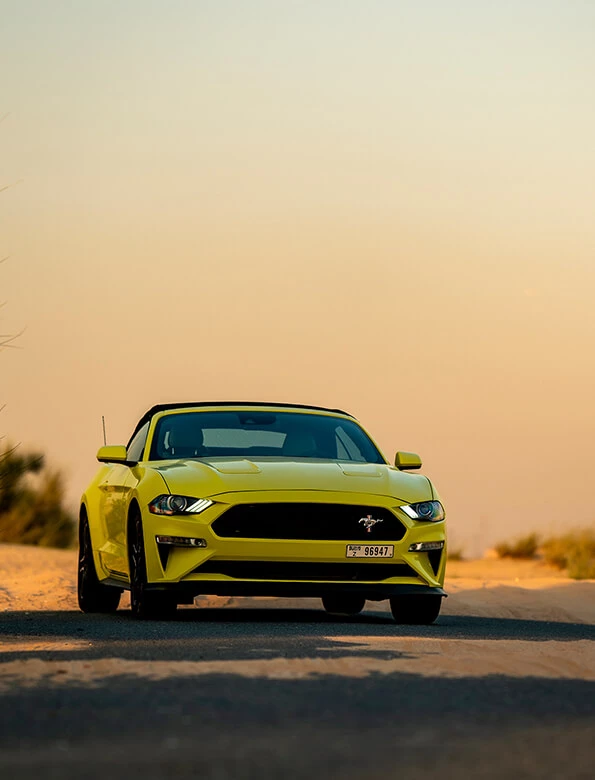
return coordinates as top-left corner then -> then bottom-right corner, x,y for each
2,1 -> 594,554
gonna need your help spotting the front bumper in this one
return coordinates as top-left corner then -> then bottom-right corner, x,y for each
138,490 -> 447,596
141,580 -> 447,601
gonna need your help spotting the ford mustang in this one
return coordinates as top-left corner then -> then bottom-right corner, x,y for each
78,402 -> 447,622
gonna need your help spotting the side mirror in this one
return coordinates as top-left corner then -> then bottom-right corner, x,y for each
97,445 -> 129,464
394,451 -> 422,470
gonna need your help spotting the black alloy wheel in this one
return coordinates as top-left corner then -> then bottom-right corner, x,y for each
129,509 -> 177,620
78,513 -> 122,613
389,594 -> 442,625
321,594 -> 366,616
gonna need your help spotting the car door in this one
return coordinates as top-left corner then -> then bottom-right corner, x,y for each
98,421 -> 151,578
98,463 -> 132,578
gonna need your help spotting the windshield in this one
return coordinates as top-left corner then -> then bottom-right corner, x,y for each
149,411 -> 385,464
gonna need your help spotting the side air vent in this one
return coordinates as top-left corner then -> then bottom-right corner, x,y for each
428,549 -> 443,576
156,542 -> 170,571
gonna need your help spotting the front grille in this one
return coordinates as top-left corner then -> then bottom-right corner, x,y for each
211,503 -> 406,541
193,560 -> 416,582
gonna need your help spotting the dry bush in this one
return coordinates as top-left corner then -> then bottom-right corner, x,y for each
494,533 -> 539,560
447,547 -> 465,561
542,531 -> 595,580
0,443 -> 75,548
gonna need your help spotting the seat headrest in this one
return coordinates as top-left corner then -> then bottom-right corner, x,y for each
167,417 -> 205,455
282,431 -> 318,457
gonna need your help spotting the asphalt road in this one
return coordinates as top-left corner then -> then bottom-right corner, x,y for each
1,604 -> 594,780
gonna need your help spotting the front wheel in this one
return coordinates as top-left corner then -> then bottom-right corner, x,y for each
129,510 -> 177,620
389,595 -> 442,625
321,595 -> 366,616
78,513 -> 122,613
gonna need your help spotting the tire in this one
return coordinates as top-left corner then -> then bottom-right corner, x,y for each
389,595 -> 442,625
78,513 -> 122,613
321,594 -> 366,616
129,509 -> 177,620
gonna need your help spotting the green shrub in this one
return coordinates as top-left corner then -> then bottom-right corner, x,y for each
542,531 -> 595,580
494,533 -> 539,560
0,443 -> 75,548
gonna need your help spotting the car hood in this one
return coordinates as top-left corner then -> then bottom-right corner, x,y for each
151,458 -> 432,503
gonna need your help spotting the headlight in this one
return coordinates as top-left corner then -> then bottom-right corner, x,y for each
148,495 -> 213,516
400,500 -> 445,522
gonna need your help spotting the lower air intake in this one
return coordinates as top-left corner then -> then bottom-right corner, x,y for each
192,560 -> 417,582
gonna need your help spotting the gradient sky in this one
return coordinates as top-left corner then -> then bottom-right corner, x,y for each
2,1 -> 595,554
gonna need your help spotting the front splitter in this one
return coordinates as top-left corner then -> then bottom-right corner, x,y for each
142,580 -> 447,601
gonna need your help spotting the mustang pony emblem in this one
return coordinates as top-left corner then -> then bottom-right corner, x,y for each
359,515 -> 383,533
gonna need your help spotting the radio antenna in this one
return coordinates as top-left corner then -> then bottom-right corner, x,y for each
102,416 -> 107,446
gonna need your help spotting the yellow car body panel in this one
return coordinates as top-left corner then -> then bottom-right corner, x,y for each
80,404 -> 446,605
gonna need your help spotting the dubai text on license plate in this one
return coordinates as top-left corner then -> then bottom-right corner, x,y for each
346,544 -> 394,558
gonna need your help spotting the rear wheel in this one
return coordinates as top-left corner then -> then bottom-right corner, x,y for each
129,509 -> 177,620
389,595 -> 442,625
321,594 -> 366,616
78,513 -> 121,613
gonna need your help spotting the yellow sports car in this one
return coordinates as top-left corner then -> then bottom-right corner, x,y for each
78,403 -> 446,622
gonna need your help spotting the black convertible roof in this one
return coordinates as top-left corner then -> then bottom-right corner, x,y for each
129,401 -> 354,441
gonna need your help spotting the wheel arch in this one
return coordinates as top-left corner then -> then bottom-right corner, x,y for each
78,499 -> 110,582
78,502 -> 88,544
79,492 -> 103,552
126,498 -> 142,544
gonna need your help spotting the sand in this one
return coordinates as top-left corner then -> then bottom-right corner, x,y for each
1,544 -> 594,688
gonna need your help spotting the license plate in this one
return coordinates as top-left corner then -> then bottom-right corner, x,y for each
346,544 -> 394,558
